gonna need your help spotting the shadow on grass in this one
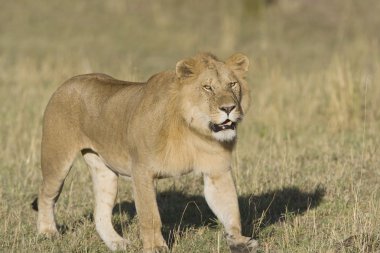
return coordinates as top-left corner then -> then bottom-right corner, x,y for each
32,184 -> 325,246
112,185 -> 325,246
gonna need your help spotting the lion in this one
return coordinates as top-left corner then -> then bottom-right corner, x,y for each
35,52 -> 258,252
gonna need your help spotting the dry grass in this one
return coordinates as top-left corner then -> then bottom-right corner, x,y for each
1,0 -> 380,252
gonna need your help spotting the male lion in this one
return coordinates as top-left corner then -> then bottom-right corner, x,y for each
36,53 -> 258,252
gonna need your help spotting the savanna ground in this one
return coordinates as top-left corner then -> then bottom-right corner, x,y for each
1,0 -> 380,252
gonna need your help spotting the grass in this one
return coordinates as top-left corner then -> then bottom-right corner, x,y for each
1,0 -> 380,252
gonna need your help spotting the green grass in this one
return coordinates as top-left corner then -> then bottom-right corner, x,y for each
1,0 -> 380,252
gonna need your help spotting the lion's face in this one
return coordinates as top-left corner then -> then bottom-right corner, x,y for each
177,53 -> 250,142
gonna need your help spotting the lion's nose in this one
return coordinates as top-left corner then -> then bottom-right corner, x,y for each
219,105 -> 236,115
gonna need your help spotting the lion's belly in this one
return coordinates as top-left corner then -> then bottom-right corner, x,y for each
105,160 -> 133,177
154,163 -> 194,178
152,152 -> 231,178
90,150 -> 132,177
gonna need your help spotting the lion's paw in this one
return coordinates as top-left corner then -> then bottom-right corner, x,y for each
143,245 -> 169,253
37,225 -> 60,238
226,234 -> 259,253
106,239 -> 129,251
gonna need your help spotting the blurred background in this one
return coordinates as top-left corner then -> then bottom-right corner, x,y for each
1,0 -> 380,252
1,0 -> 380,132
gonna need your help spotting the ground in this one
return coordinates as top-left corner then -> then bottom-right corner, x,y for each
1,0 -> 380,252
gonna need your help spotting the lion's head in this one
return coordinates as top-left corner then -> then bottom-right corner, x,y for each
176,53 -> 250,142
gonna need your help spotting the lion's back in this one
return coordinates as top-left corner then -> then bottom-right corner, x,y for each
43,73 -> 144,142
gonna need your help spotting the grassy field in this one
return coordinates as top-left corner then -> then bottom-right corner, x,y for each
1,0 -> 380,252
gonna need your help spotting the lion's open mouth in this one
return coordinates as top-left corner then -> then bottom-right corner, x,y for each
209,119 -> 236,132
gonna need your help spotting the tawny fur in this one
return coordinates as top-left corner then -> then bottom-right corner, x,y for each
36,53 -> 258,252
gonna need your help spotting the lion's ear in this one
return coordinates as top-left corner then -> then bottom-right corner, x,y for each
176,58 -> 196,78
226,53 -> 249,76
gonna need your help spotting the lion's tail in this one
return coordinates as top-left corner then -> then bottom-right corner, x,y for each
31,197 -> 38,211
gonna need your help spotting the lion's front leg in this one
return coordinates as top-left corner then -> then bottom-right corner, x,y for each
203,171 -> 258,253
132,169 -> 168,253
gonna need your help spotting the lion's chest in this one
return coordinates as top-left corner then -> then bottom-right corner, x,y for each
153,142 -> 195,177
152,137 -> 230,177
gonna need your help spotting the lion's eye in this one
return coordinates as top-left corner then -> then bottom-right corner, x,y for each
229,81 -> 238,88
203,85 -> 213,91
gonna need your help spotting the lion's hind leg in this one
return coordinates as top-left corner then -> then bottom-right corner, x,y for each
82,150 -> 128,251
37,139 -> 77,236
